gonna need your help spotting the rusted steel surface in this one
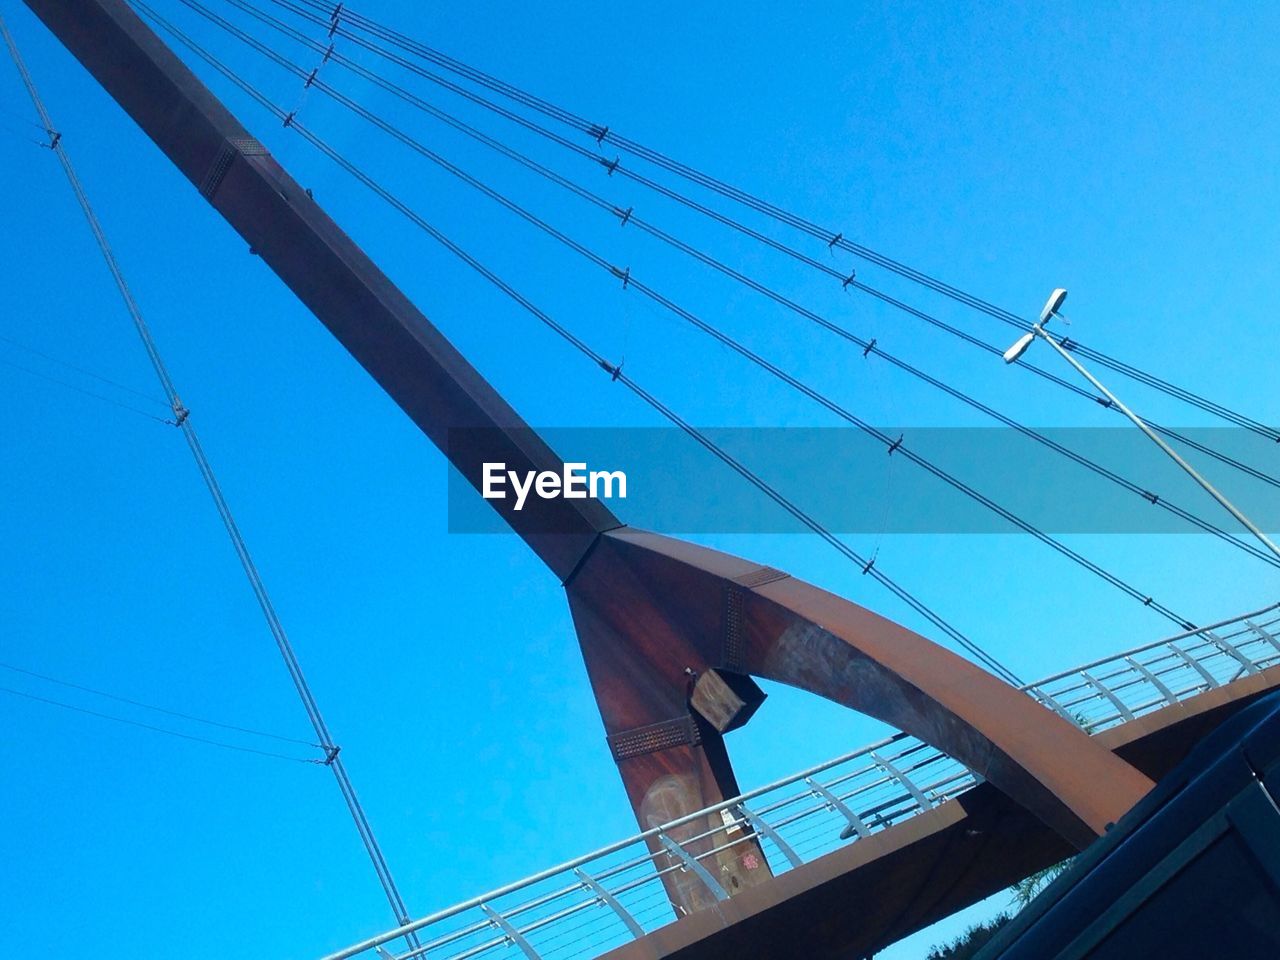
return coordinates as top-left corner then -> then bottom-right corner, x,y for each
23,0 -> 620,582
568,539 -> 776,911
38,0 -> 1156,928
569,530 -> 1152,853
315,638 -> 1280,960
594,670 -> 1280,960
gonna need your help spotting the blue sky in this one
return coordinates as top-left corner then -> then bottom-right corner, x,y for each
1,1 -> 1277,958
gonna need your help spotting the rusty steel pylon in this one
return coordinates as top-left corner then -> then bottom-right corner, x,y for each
25,0 -> 1153,916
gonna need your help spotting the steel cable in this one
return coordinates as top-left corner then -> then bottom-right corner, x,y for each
276,0 -> 1280,442
138,3 -> 1025,684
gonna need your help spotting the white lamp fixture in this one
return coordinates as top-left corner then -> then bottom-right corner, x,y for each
1000,288 -> 1280,563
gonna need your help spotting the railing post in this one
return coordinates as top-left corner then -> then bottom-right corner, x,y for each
656,832 -> 729,903
1170,643 -> 1219,689
480,905 -> 541,960
1206,631 -> 1258,676
1245,620 -> 1280,657
805,777 -> 871,841
573,868 -> 645,940
1027,686 -> 1080,725
733,803 -> 803,869
1125,656 -> 1177,705
871,752 -> 934,810
1081,670 -> 1135,722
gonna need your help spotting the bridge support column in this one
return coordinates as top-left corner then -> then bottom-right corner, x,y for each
567,542 -> 774,915
568,529 -> 1154,860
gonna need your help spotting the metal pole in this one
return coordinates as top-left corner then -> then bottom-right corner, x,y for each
1032,323 -> 1280,564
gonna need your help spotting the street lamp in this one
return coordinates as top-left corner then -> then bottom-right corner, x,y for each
1003,288 -> 1280,563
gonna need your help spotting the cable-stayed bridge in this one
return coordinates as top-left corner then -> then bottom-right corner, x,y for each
322,605 -> 1280,960
5,1 -> 1279,958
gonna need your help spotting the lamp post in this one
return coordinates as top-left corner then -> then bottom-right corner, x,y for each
1004,288 -> 1280,564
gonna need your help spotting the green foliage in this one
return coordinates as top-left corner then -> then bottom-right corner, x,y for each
1009,859 -> 1070,908
921,857 -> 1073,960
923,914 -> 1011,960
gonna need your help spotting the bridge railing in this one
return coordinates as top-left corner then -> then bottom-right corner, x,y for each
320,602 -> 1280,960
1024,607 -> 1280,733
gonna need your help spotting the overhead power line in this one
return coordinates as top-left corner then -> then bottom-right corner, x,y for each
270,0 -> 1280,445
138,1 -> 1026,686
0,684 -> 322,763
236,0 -> 1280,492
0,13 -> 422,952
0,331 -> 169,407
0,659 -> 321,747
1,354 -> 176,424
196,0 -> 1280,569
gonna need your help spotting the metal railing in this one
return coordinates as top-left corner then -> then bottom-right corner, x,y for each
1024,605 -> 1280,733
321,602 -> 1280,960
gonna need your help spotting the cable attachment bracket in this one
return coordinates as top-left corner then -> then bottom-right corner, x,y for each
617,206 -> 634,227
611,264 -> 631,289
862,338 -> 877,358
304,68 -> 319,89
603,155 -> 621,176
328,3 -> 344,38
323,744 -> 342,765
170,400 -> 190,428
282,111 -> 297,129
1143,490 -> 1159,504
861,556 -> 876,575
887,434 -> 904,456
842,269 -> 857,290
598,358 -> 624,381
43,129 -> 61,150
827,231 -> 843,251
590,123 -> 610,145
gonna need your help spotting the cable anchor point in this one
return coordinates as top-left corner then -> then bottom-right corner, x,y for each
618,206 -> 634,227
591,123 -> 609,146
887,434 -> 904,455
598,358 -> 624,381
170,400 -> 190,427
611,265 -> 631,289
842,269 -> 856,290
861,556 -> 876,575
862,338 -> 877,358
323,744 -> 342,765
603,155 -> 621,176
43,129 -> 61,150
282,111 -> 297,129
304,68 -> 319,90
827,231 -> 843,252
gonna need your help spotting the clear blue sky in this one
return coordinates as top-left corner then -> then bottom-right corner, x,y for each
1,1 -> 1277,957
